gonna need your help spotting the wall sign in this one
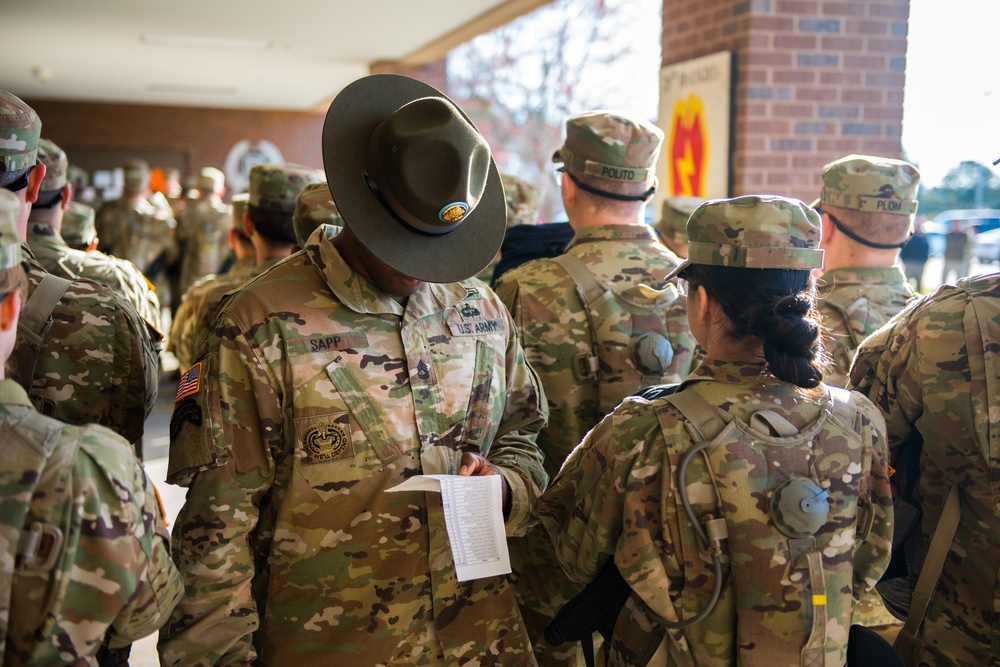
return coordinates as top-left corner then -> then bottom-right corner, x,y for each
224,140 -> 285,194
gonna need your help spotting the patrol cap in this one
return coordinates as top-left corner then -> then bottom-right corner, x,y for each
293,181 -> 342,247
0,91 -> 41,173
231,193 -> 248,230
67,164 -> 89,188
553,111 -> 663,191
0,189 -> 22,270
248,163 -> 323,213
656,196 -> 706,242
123,159 -> 151,192
197,167 -> 225,193
667,195 -> 824,279
501,173 -> 543,228
38,138 -> 68,191
61,201 -> 97,249
812,154 -> 920,215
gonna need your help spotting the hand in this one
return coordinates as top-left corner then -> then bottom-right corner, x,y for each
458,452 -> 511,517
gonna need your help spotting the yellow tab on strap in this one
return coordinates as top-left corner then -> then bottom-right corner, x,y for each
811,594 -> 827,607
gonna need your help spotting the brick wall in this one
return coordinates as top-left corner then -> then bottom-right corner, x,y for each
25,99 -> 326,187
663,0 -> 909,202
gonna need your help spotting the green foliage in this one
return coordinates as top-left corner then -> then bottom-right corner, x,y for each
917,161 -> 1000,218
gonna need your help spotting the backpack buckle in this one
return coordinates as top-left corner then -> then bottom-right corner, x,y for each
17,522 -> 64,572
573,353 -> 600,381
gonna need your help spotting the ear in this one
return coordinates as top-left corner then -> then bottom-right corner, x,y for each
60,183 -> 73,211
819,211 -> 835,247
227,227 -> 238,250
0,291 -> 20,332
26,163 -> 46,205
243,211 -> 254,239
560,171 -> 576,209
643,176 -> 658,203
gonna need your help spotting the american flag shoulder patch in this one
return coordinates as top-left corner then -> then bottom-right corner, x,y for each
175,362 -> 203,403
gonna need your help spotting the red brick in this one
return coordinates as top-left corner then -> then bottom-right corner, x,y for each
819,71 -> 862,85
817,138 -> 867,152
869,4 -> 909,20
796,88 -> 839,102
842,89 -> 884,103
773,34 -> 818,49
868,39 -> 908,54
772,103 -> 816,117
793,155 -> 834,169
886,91 -> 905,105
748,15 -> 796,30
845,20 -> 889,35
746,51 -> 794,67
774,70 -> 817,84
844,55 -> 886,69
821,36 -> 864,50
775,0 -> 819,13
820,2 -> 868,16
863,106 -> 904,121
739,155 -> 790,169
744,119 -> 793,134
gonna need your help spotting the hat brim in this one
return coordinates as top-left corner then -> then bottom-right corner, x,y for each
663,258 -> 691,282
322,74 -> 505,284
808,197 -> 821,209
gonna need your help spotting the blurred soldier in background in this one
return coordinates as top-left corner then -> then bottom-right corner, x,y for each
476,172 -> 544,284
654,196 -> 704,259
61,200 -> 99,251
175,166 -> 230,296
292,180 -> 342,247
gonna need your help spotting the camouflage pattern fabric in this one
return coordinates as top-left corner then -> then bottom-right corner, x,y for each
36,138 -> 67,191
817,265 -> 918,390
26,221 -> 163,332
554,112 -> 662,192
0,379 -> 183,664
292,181 -> 342,247
814,154 -> 920,215
174,197 -> 231,295
61,201 -> 98,249
655,196 -> 704,244
12,248 -> 159,446
0,91 -> 40,172
537,360 -> 894,665
95,196 -> 177,282
849,273 -> 1000,667
159,231 -> 548,666
501,174 -> 544,228
494,224 -> 696,665
166,255 -> 279,372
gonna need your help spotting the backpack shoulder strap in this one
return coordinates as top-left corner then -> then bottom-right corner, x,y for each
662,389 -> 728,442
827,386 -> 859,430
17,273 -> 72,347
552,253 -> 611,308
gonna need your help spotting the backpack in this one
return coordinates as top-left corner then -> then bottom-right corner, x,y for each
547,384 -> 886,667
553,253 -> 684,418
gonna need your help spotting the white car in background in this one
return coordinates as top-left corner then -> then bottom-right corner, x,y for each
973,227 -> 1000,263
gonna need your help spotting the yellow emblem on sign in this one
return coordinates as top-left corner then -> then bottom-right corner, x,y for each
439,202 -> 469,223
303,420 -> 349,461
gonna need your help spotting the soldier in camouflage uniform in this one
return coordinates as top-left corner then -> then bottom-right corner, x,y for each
292,180 -> 343,247
0,188 -> 183,665
813,154 -> 921,389
1,90 -> 159,449
174,167 -> 231,296
537,195 -> 893,666
27,138 -> 163,332
166,164 -> 322,371
96,158 -> 178,304
61,200 -> 98,250
494,112 -> 696,666
160,75 -> 548,666
475,173 -> 545,284
654,196 -> 705,259
850,272 -> 1000,667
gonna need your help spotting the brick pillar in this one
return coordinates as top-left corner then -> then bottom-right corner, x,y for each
663,0 -> 910,202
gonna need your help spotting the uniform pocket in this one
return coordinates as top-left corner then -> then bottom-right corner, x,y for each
293,410 -> 384,500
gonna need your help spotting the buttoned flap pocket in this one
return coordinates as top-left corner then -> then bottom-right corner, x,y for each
293,410 -> 384,500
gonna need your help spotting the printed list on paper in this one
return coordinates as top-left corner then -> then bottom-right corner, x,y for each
386,474 -> 511,582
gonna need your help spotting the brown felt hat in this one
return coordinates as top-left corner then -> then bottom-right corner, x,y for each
322,74 -> 505,283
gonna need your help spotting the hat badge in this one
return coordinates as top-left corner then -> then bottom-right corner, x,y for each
439,202 -> 469,223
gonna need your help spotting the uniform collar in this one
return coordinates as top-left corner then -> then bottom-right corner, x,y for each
0,379 -> 34,407
817,265 -> 908,287
26,220 -> 61,239
567,223 -> 658,249
678,358 -> 780,389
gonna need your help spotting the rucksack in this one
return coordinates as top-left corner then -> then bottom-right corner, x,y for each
552,253 -> 684,418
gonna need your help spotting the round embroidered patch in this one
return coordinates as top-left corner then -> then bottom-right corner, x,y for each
303,421 -> 349,461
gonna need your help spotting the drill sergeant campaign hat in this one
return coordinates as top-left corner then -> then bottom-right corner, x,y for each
0,188 -> 23,270
500,173 -> 544,228
0,90 -> 41,176
552,111 -> 663,202
293,181 -> 343,247
656,196 -> 706,243
666,195 -> 825,280
196,167 -> 225,194
37,138 -> 68,192
811,154 -> 920,250
61,201 -> 98,249
123,159 -> 151,192
322,74 -> 506,283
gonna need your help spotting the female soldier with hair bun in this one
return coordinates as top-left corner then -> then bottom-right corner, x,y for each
537,195 -> 894,666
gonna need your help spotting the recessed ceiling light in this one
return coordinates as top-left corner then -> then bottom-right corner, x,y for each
141,33 -> 272,51
147,83 -> 238,95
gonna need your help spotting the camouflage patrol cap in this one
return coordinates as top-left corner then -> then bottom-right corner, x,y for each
197,167 -> 225,193
813,154 -> 920,215
231,193 -> 249,230
0,189 -> 22,270
38,138 -> 68,191
67,164 -> 89,188
293,181 -> 342,247
248,163 -> 324,213
123,159 -> 151,192
656,196 -> 706,242
61,201 -> 97,249
0,90 -> 41,173
500,173 -> 543,228
667,195 -> 824,278
553,111 -> 663,189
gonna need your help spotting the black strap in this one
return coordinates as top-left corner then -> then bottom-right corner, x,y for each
824,208 -> 910,250
564,168 -> 655,203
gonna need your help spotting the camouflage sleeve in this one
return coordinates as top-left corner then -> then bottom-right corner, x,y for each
114,291 -> 161,448
166,291 -> 202,372
159,315 -> 279,666
486,294 -> 549,536
75,426 -> 183,648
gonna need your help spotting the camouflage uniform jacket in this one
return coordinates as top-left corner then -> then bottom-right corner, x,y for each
11,249 -> 159,446
0,379 -> 182,665
26,222 -> 163,332
95,197 -> 177,279
849,273 -> 1000,667
537,360 -> 893,666
175,198 -> 231,295
166,257 -> 275,372
817,265 -> 918,388
160,233 -> 549,666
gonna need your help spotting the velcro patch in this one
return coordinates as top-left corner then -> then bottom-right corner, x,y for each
309,332 -> 369,352
175,362 -> 203,402
448,319 -> 506,336
300,413 -> 354,464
